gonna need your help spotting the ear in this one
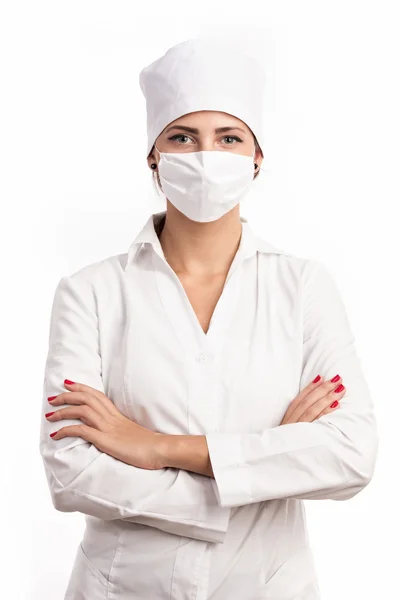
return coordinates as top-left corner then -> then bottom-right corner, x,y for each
147,147 -> 156,169
254,146 -> 263,170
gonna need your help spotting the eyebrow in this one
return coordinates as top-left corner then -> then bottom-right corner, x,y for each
165,125 -> 247,135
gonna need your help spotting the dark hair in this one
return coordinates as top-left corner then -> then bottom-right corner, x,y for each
149,133 -> 263,195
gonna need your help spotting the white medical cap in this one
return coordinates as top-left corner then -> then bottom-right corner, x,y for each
139,37 -> 267,157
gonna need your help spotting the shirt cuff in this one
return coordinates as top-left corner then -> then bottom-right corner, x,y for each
205,432 -> 254,508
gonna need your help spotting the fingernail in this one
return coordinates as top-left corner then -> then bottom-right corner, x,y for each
48,396 -> 57,402
330,400 -> 339,408
50,431 -> 58,437
312,375 -> 321,383
45,412 -> 54,418
64,379 -> 74,385
330,374 -> 340,383
334,384 -> 344,393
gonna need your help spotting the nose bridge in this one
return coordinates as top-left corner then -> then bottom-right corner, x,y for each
197,132 -> 218,151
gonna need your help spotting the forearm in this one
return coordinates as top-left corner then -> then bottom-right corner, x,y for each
160,434 -> 214,478
41,275 -> 230,542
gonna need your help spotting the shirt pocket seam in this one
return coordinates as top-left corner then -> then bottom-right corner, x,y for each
78,541 -> 111,590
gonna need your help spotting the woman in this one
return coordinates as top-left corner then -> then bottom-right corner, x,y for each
39,38 -> 378,599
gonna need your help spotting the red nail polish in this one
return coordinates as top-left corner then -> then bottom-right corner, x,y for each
45,412 -> 54,418
64,379 -> 74,385
50,431 -> 58,437
330,400 -> 339,408
48,396 -> 57,402
334,384 -> 344,393
312,375 -> 321,383
330,374 -> 340,383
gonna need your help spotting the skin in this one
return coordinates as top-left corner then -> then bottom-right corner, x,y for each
45,110 -> 346,477
46,375 -> 345,477
147,110 -> 263,278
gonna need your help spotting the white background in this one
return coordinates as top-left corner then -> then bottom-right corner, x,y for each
1,1 -> 398,598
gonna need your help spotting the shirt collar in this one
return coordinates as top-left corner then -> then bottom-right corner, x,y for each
124,210 -> 289,271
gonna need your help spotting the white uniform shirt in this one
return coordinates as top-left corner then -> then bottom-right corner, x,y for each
39,210 -> 378,600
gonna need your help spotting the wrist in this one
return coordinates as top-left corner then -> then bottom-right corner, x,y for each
155,434 -> 182,469
155,434 -> 214,477
153,433 -> 180,469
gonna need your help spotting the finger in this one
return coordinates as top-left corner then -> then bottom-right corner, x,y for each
282,375 -> 326,423
298,385 -> 346,422
289,377 -> 343,423
46,405 -> 107,431
49,423 -> 104,444
64,379 -> 106,402
313,385 -> 346,419
64,380 -> 121,416
48,390 -> 112,421
315,400 -> 341,420
49,424 -> 116,458
49,387 -> 119,419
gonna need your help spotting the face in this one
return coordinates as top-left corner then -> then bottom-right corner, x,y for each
147,110 -> 263,174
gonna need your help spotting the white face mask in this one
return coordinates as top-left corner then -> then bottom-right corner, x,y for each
154,145 -> 256,223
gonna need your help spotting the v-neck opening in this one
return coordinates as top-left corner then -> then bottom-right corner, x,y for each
151,218 -> 247,343
159,255 -> 239,342
151,249 -> 247,357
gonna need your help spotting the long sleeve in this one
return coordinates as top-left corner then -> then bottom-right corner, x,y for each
39,274 -> 230,543
205,258 -> 379,508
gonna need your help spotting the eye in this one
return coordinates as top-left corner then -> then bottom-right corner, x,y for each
221,135 -> 243,144
167,134 -> 193,144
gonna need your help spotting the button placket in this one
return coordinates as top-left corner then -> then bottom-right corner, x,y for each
152,249 -> 247,436
188,355 -> 220,434
198,351 -> 213,364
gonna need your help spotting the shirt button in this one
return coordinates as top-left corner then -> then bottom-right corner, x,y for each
198,353 -> 208,363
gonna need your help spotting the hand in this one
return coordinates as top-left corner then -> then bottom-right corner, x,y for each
45,379 -> 165,470
280,374 -> 346,425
